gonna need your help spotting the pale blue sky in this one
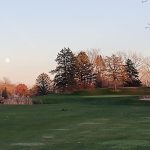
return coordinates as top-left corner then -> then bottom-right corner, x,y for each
0,0 -> 150,86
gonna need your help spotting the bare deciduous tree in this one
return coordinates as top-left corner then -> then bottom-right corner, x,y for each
116,51 -> 145,81
105,54 -> 125,90
87,49 -> 101,66
36,73 -> 52,95
86,49 -> 108,87
116,51 -> 143,69
140,57 -> 150,86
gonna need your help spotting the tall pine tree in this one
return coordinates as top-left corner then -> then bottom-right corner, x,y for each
51,48 -> 76,92
124,59 -> 142,87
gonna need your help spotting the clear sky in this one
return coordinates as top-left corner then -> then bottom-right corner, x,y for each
0,0 -> 150,86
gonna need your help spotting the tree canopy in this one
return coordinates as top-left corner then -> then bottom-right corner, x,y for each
51,48 -> 76,92
36,73 -> 52,95
124,59 -> 142,87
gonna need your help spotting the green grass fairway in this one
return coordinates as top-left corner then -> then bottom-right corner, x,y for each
1,95 -> 150,150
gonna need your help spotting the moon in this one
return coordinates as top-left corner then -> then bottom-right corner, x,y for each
5,57 -> 10,63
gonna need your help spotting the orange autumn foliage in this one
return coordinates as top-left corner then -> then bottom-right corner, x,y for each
15,84 -> 28,96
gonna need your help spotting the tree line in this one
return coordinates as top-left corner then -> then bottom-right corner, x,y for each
0,78 -> 28,99
1,48 -> 150,97
48,48 -> 143,93
34,48 -> 149,95
35,48 -> 148,95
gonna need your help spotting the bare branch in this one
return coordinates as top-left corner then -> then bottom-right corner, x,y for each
142,0 -> 149,3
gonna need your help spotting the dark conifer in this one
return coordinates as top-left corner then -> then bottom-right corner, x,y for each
124,59 -> 142,87
2,87 -> 9,99
51,48 -> 76,92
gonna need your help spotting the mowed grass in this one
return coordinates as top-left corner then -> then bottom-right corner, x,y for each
1,95 -> 150,149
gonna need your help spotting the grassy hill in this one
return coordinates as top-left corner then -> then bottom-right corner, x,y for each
32,87 -> 150,104
1,95 -> 150,149
72,87 -> 150,96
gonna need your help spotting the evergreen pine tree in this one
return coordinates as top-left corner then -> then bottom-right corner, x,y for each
2,87 -> 9,99
51,48 -> 76,92
124,59 -> 142,87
